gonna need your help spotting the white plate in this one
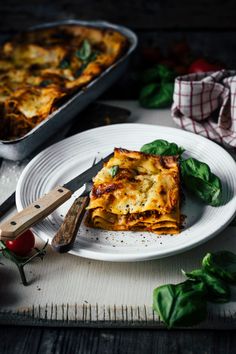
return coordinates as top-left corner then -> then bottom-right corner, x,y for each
16,123 -> 236,262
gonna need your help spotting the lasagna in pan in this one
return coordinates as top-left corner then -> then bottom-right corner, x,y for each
86,148 -> 181,235
0,25 -> 128,140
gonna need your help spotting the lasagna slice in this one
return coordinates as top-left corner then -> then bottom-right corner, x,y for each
86,148 -> 181,235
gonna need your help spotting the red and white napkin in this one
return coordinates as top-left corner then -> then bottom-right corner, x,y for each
171,70 -> 236,149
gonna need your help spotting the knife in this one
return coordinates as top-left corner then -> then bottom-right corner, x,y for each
51,163 -> 94,253
0,153 -> 113,241
51,194 -> 90,253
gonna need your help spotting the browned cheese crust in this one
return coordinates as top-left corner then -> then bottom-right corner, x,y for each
86,148 -> 181,235
0,25 -> 128,140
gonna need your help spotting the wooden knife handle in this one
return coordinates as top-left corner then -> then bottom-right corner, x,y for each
51,195 -> 89,253
0,186 -> 72,240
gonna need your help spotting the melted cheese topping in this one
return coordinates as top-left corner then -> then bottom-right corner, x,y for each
0,25 -> 128,140
86,148 -> 181,235
6,87 -> 66,120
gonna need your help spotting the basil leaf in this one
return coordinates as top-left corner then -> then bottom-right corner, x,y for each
202,252 -> 236,285
109,165 -> 119,177
59,59 -> 70,69
141,64 -> 175,85
74,63 -> 87,78
88,51 -> 98,62
183,269 -> 230,303
75,45 -> 98,77
76,39 -> 92,61
153,281 -> 207,328
139,82 -> 174,108
141,139 -> 184,156
140,140 -> 222,205
181,158 -> 222,206
39,79 -> 53,87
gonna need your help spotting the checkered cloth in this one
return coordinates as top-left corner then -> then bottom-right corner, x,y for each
171,70 -> 236,149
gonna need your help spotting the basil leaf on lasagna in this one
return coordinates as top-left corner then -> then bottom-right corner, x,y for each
76,39 -> 92,61
109,165 -> 119,177
59,58 -> 70,69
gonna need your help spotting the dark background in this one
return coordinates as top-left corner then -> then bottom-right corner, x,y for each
1,0 -> 236,99
1,0 -> 236,62
2,0 -> 236,33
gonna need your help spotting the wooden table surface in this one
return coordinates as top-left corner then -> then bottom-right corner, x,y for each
0,101 -> 235,353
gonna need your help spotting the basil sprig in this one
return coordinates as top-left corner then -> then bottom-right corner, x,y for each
139,64 -> 176,109
183,269 -> 230,303
76,39 -> 92,61
153,251 -> 236,328
75,40 -> 99,77
202,251 -> 236,285
140,139 -> 222,206
141,64 -> 175,85
139,82 -> 174,109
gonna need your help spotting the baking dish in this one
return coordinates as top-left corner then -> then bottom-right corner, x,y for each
0,19 -> 137,161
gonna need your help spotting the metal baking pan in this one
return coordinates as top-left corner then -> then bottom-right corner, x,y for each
0,20 -> 137,161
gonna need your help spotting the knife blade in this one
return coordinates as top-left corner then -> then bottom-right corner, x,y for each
0,152 -> 113,240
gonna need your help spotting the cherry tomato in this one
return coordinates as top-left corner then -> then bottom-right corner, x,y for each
188,58 -> 223,73
5,230 -> 35,256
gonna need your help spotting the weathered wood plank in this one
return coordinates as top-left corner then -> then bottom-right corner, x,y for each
0,326 -> 42,354
0,326 -> 236,354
